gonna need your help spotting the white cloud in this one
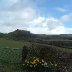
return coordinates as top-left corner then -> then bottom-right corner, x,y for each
0,7 -> 36,24
8,0 -> 19,5
17,7 -> 37,22
9,0 -> 35,11
0,6 -> 38,33
0,0 -> 72,34
0,0 -> 19,8
0,0 -> 38,33
0,11 -> 72,34
1,10 -> 72,34
46,17 -> 63,30
64,28 -> 72,34
61,14 -> 72,22
27,17 -> 66,34
56,8 -> 67,12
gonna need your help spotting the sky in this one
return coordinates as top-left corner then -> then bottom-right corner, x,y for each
0,0 -> 72,34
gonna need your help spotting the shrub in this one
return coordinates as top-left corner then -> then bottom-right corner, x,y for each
22,57 -> 68,72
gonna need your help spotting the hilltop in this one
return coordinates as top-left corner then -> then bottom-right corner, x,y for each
0,29 -> 72,48
0,29 -> 72,40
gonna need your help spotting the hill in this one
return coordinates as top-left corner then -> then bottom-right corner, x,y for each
0,29 -> 72,48
0,29 -> 72,41
0,29 -> 72,71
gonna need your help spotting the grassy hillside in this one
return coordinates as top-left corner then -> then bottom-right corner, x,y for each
0,38 -> 72,52
0,38 -> 72,72
0,38 -> 31,48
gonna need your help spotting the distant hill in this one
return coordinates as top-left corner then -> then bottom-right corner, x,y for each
7,29 -> 72,40
0,29 -> 72,41
0,29 -> 72,48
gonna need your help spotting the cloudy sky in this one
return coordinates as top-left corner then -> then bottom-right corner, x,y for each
0,0 -> 72,34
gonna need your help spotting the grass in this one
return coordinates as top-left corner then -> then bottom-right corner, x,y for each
0,38 -> 31,48
0,59 -> 22,72
0,38 -> 32,72
0,47 -> 22,72
0,38 -> 72,53
0,38 -> 72,72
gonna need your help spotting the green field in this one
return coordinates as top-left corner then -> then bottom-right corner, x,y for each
0,38 -> 72,72
0,38 -> 26,71
0,38 -> 31,48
